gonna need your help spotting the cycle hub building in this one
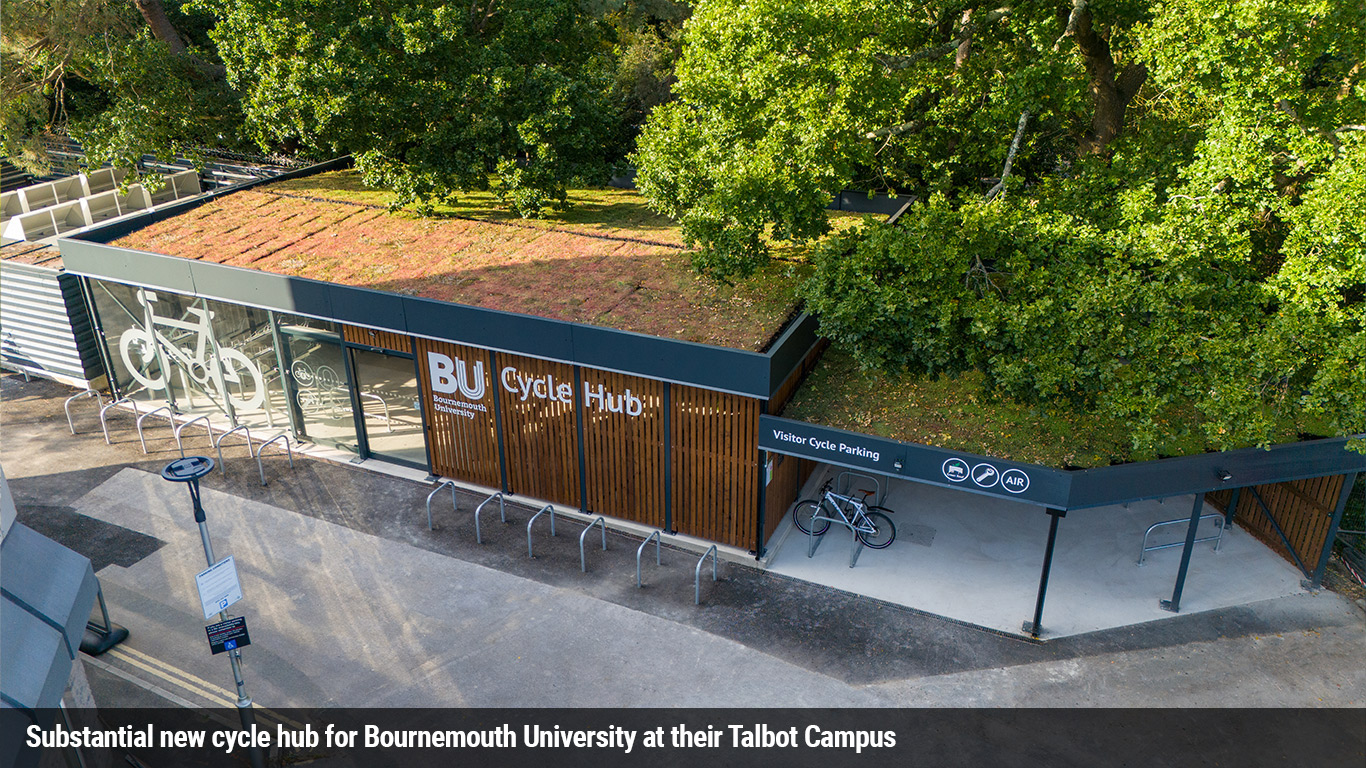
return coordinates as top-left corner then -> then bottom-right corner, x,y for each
35,161 -> 1366,638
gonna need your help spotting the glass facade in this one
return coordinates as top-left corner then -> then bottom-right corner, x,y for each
86,278 -> 424,465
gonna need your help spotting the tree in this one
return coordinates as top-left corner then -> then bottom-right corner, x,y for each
1,0 -> 245,176
197,0 -> 621,215
639,0 -> 1366,452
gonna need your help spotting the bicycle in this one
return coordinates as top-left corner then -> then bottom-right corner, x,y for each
791,482 -> 896,549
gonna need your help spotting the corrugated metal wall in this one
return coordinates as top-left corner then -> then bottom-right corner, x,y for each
0,261 -> 103,386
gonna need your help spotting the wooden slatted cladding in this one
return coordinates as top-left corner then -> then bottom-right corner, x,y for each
1208,475 -> 1347,574
414,337 -> 500,487
580,368 -> 665,528
342,324 -> 412,353
671,384 -> 761,550
498,353 -> 580,507
763,453 -> 818,544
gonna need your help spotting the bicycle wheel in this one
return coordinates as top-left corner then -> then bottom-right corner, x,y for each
792,500 -> 830,536
856,510 -> 896,549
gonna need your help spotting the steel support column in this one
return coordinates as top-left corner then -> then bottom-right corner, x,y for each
1160,493 -> 1207,613
1306,472 -> 1358,590
1023,508 -> 1065,638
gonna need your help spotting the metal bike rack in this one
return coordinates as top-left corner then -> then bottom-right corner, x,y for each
214,425 -> 252,472
526,504 -> 556,558
636,531 -> 663,588
64,389 -> 104,434
1138,514 -> 1226,565
836,470 -> 886,506
174,415 -> 215,457
136,406 -> 174,454
359,392 -> 393,432
579,516 -> 607,573
695,545 -> 719,605
805,492 -> 870,568
425,480 -> 457,531
255,434 -> 293,486
99,397 -> 141,444
473,491 -> 506,543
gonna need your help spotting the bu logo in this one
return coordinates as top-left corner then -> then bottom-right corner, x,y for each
427,352 -> 486,399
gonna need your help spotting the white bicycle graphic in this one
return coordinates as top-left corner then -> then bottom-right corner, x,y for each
119,289 -> 266,412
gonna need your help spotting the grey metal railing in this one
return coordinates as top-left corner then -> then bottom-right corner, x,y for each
214,425 -> 252,472
526,504 -> 556,558
695,545 -> 719,605
473,491 -> 506,543
255,434 -> 293,486
579,516 -> 607,572
425,479 -> 457,531
1138,514 -> 1226,565
136,406 -> 174,453
837,470 -> 885,506
99,396 -> 141,444
64,389 -> 103,434
174,414 -> 214,457
636,531 -> 662,588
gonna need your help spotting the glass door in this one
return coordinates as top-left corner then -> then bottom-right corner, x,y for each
350,347 -> 429,468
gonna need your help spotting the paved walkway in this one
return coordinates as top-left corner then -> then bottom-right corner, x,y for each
5,373 -> 1365,708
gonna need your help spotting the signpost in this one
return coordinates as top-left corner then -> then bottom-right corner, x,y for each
162,457 -> 266,768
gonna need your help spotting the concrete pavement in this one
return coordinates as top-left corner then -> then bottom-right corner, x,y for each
4,372 -> 1364,709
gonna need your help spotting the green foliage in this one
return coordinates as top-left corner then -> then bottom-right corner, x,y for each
197,0 -> 620,216
643,0 -> 1365,452
1,0 -> 246,176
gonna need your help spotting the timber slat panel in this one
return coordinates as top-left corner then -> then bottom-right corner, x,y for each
415,338 -> 500,487
670,384 -> 761,550
1208,474 -> 1346,573
342,324 -> 412,353
497,353 -> 580,506
580,367 -> 665,527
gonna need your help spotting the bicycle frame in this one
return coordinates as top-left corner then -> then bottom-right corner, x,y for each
813,489 -> 878,535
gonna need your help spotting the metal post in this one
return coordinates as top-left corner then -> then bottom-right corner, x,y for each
1223,487 -> 1241,529
1161,493 -> 1206,613
1024,508 -> 1065,638
1306,473 -> 1358,590
163,458 -> 265,768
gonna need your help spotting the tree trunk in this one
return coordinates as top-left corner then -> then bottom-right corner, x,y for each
1071,8 -> 1146,154
133,0 -> 187,55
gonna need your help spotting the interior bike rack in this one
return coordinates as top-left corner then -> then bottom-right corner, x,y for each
174,415 -> 214,457
579,516 -> 607,573
1138,514 -> 1227,565
136,406 -> 174,454
526,504 -> 556,558
636,531 -> 663,587
99,397 -> 141,444
836,470 -> 886,507
359,392 -> 393,432
473,491 -> 507,543
255,434 -> 293,486
425,479 -> 457,530
214,425 -> 252,472
64,389 -> 104,434
695,545 -> 719,605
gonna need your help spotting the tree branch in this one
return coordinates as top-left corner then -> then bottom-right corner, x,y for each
1052,0 -> 1086,51
876,8 -> 1012,72
985,109 -> 1031,201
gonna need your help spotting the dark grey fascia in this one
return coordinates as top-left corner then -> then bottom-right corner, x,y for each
759,415 -> 1073,508
761,414 -> 1366,511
